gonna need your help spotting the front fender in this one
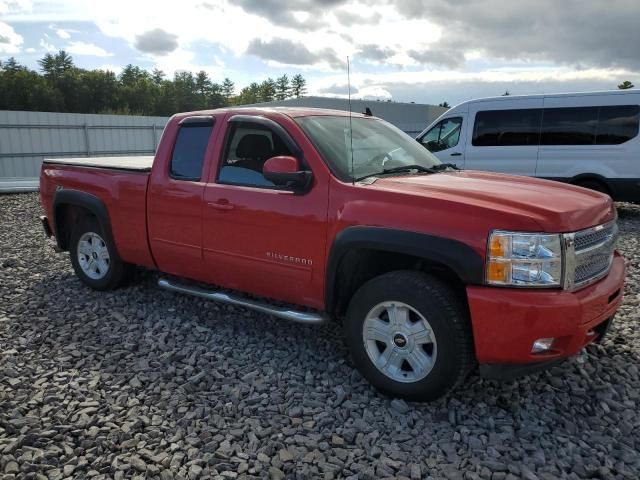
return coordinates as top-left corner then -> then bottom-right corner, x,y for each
325,226 -> 484,312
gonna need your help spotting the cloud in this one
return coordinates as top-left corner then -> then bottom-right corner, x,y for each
67,41 -> 113,57
408,48 -> 465,69
0,20 -> 23,53
0,0 -> 33,15
311,66 -> 639,105
318,83 -> 358,95
395,0 -> 640,70
134,28 -> 178,55
55,27 -> 70,39
39,37 -> 56,53
334,9 -> 381,26
246,37 -> 344,69
232,0 -> 348,31
358,44 -> 395,62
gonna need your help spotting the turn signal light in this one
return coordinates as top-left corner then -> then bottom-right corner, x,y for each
486,261 -> 508,283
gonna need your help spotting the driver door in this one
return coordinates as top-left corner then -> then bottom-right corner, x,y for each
201,116 -> 328,309
418,116 -> 466,168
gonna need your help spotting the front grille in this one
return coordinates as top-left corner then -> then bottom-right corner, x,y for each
564,221 -> 617,290
574,221 -> 617,251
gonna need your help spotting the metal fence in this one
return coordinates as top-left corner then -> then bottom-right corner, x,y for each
0,111 -> 169,192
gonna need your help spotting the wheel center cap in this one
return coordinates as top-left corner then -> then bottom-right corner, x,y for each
393,333 -> 408,348
92,251 -> 98,259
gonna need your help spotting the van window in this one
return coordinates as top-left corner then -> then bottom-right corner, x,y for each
541,107 -> 599,145
596,105 -> 640,145
170,124 -> 213,180
472,109 -> 542,147
420,117 -> 462,152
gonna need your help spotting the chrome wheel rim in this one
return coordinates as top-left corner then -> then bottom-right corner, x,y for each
362,301 -> 437,383
77,232 -> 110,280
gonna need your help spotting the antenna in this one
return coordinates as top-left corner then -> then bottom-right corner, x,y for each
347,56 -> 354,185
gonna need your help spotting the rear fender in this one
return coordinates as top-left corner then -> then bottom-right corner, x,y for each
52,189 -> 116,254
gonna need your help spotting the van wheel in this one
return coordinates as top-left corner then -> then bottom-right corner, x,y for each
575,179 -> 609,195
344,271 -> 475,401
69,216 -> 128,290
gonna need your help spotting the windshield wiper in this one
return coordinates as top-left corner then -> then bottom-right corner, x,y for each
354,163 -> 458,182
430,163 -> 460,171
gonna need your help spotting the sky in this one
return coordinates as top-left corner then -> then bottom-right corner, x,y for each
1,0 -> 639,106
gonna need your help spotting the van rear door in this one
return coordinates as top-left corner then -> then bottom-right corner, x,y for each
465,98 -> 542,176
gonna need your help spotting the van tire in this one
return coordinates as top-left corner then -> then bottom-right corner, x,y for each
344,271 -> 475,401
69,216 -> 129,290
574,178 -> 609,195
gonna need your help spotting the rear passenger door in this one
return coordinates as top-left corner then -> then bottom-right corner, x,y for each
465,99 -> 542,176
147,116 -> 218,282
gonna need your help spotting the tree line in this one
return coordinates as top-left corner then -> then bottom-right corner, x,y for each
0,50 -> 308,116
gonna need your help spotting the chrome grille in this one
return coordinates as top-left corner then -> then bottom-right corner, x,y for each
574,222 -> 617,251
563,221 -> 617,290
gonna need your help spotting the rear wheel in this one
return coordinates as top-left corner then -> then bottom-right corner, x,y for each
70,216 -> 128,290
575,178 -> 609,195
344,271 -> 474,401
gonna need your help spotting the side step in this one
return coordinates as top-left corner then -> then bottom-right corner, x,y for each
158,279 -> 329,325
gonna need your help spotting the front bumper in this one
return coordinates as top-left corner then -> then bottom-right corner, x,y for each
467,251 -> 625,371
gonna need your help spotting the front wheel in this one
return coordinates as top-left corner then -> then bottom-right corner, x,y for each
69,216 -> 128,290
344,271 -> 475,401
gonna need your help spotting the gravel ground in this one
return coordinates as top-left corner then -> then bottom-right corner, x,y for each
0,192 -> 639,480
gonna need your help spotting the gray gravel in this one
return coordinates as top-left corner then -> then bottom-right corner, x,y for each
1,192 -> 639,480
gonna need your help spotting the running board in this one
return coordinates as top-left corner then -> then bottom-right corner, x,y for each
158,279 -> 328,325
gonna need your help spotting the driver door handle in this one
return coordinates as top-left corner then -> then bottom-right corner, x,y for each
208,200 -> 235,211
450,152 -> 462,157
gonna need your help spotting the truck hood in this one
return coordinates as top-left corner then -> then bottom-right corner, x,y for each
369,170 -> 615,232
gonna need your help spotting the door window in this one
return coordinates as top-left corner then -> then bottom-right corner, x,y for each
472,109 -> 542,146
420,117 -> 462,152
541,107 -> 599,145
540,105 -> 640,146
170,125 -> 213,181
218,123 -> 294,188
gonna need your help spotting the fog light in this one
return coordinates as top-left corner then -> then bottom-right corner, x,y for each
532,337 -> 555,354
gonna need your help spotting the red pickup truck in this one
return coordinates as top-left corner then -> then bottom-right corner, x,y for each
39,107 -> 625,401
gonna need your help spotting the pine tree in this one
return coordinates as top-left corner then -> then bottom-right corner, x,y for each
291,74 -> 307,98
38,50 -> 74,79
259,78 -> 276,102
275,74 -> 290,100
221,78 -> 235,104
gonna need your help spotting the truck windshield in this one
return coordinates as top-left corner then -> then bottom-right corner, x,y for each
295,116 -> 442,182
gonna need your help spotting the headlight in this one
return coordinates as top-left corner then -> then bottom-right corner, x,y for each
486,231 -> 562,287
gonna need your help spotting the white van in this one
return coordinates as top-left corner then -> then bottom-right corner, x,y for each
416,90 -> 640,202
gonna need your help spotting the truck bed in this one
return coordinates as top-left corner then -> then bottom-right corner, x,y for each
43,156 -> 154,172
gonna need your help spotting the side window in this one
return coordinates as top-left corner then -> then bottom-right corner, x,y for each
596,105 -> 639,145
170,125 -> 213,180
420,117 -> 462,152
472,109 -> 542,147
541,107 -> 598,145
218,123 -> 293,188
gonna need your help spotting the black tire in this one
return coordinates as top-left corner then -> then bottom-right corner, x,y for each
344,271 -> 475,401
575,179 -> 609,195
69,216 -> 128,290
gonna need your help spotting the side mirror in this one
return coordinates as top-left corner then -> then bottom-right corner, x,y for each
263,156 -> 312,190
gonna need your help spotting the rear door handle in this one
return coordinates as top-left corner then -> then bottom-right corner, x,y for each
208,201 -> 235,211
450,152 -> 462,157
